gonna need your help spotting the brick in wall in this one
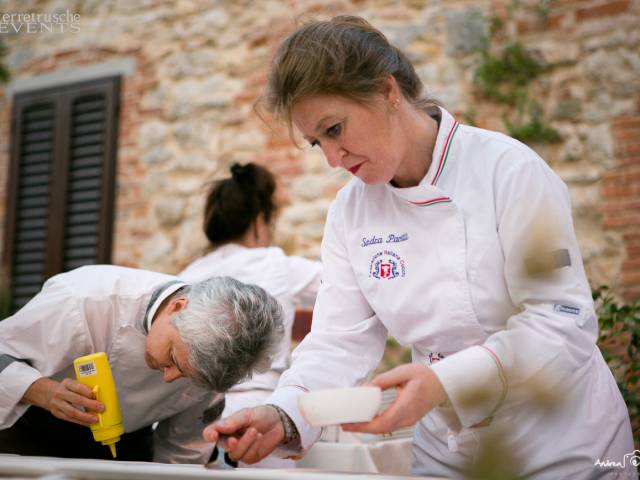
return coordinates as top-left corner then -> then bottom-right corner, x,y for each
602,111 -> 640,300
576,0 -> 631,22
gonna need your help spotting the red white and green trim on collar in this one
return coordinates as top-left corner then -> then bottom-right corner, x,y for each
431,120 -> 459,186
410,119 -> 459,207
411,196 -> 452,207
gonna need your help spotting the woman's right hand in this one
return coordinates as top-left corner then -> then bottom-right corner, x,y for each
202,405 -> 286,464
21,377 -> 104,427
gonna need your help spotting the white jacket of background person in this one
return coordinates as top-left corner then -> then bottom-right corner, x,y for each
179,245 -> 322,468
0,265 -> 220,464
266,107 -> 635,479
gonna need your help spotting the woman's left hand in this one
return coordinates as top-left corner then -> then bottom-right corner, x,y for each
342,363 -> 447,434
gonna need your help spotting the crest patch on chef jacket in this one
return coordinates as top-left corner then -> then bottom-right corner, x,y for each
369,250 -> 406,280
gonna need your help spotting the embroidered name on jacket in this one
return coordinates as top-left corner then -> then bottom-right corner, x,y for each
369,250 -> 406,280
361,233 -> 409,247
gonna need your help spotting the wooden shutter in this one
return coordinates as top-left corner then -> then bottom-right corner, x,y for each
4,98 -> 57,310
63,85 -> 118,271
3,77 -> 119,314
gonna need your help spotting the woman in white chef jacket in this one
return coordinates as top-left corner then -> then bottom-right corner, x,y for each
179,162 -> 322,468
203,16 -> 636,479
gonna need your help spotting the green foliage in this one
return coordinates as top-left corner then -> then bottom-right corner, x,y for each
503,103 -> 561,143
474,42 -> 541,106
533,0 -> 552,20
462,108 -> 477,127
504,0 -> 552,23
471,1 -> 563,145
594,287 -> 640,447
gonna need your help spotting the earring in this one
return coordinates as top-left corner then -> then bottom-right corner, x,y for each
393,98 -> 400,110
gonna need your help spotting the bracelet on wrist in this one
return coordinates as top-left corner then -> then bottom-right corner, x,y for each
267,404 -> 300,445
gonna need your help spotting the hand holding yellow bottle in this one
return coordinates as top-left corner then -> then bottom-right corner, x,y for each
73,352 -> 124,458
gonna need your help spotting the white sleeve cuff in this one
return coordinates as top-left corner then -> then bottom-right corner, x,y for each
265,386 -> 321,452
0,361 -> 43,428
430,345 -> 506,428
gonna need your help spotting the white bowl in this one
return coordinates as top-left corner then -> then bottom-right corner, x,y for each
298,386 -> 382,427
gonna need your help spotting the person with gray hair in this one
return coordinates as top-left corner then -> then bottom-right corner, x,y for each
170,278 -> 284,392
0,265 -> 283,464
178,161 -> 322,469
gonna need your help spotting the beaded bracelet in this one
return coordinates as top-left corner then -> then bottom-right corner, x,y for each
267,404 -> 300,445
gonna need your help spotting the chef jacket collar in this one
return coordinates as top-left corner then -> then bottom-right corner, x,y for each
143,280 -> 188,335
386,106 -> 458,205
210,243 -> 247,258
188,244 -> 248,271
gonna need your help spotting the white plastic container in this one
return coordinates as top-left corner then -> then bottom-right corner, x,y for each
298,386 -> 382,427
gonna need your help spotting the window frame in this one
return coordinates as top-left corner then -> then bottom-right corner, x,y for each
2,76 -> 120,311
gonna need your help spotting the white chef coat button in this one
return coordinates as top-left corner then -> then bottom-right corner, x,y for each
447,432 -> 458,452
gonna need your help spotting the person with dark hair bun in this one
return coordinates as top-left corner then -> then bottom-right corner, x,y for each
202,15 -> 634,479
179,161 -> 322,469
201,163 -> 278,249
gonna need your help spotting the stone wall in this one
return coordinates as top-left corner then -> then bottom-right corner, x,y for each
0,0 -> 638,298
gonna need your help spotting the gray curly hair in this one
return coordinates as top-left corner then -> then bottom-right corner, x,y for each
170,276 -> 284,392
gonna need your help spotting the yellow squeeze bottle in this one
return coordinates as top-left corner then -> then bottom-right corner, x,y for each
73,352 -> 124,458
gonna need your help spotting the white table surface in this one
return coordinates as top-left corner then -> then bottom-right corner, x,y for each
0,454 -> 448,480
